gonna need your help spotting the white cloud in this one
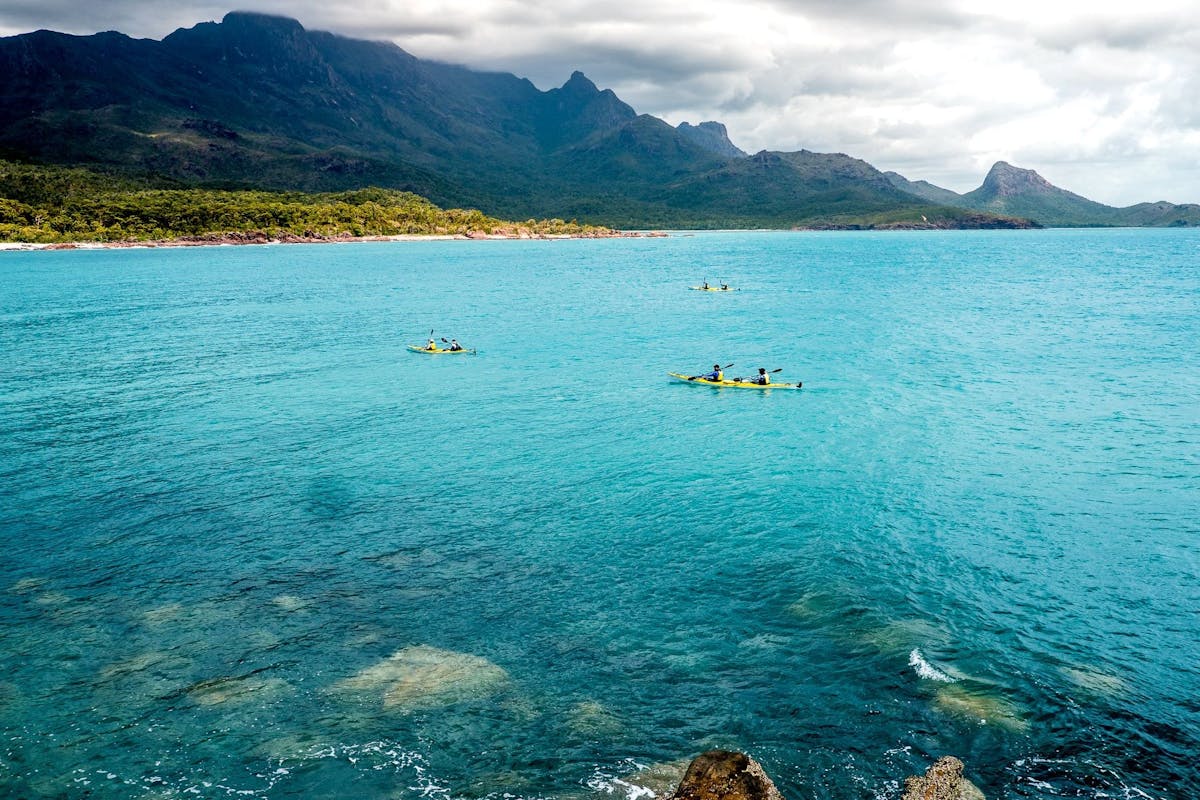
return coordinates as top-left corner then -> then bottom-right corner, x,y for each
1,0 -> 1198,205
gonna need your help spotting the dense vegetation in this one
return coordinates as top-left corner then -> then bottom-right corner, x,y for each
0,161 -> 611,243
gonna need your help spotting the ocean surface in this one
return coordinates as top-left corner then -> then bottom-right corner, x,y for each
1,229 -> 1197,800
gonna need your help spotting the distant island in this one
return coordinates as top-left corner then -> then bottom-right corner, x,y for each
1,11 -> 1197,234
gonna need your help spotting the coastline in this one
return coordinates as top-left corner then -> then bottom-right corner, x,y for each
0,228 -> 666,252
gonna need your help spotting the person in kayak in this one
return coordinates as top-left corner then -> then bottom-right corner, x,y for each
448,338 -> 464,351
698,364 -> 723,382
755,367 -> 769,385
425,338 -> 438,351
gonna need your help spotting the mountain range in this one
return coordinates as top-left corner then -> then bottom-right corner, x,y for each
2,12 -> 1197,229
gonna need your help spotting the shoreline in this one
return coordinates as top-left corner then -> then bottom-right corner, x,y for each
0,229 -> 668,252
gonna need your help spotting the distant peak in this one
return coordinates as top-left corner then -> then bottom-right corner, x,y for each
676,120 -> 747,158
561,70 -> 598,93
685,121 -> 729,136
221,11 -> 304,27
981,161 -> 1054,196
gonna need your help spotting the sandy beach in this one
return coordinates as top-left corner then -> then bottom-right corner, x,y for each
0,229 -> 665,252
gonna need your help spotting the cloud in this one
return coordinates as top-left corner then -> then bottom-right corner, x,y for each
1,0 -> 1197,205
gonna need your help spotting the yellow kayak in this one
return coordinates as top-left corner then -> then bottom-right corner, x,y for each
689,285 -> 737,291
407,344 -> 476,354
669,372 -> 801,389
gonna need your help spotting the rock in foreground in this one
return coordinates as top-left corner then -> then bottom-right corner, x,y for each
665,750 -> 783,800
903,756 -> 985,800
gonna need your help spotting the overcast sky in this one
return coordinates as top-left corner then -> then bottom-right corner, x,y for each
3,0 -> 1198,206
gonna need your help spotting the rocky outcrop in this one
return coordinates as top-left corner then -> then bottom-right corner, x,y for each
665,750 -> 784,800
903,756 -> 985,800
973,161 -> 1057,199
676,121 -> 747,159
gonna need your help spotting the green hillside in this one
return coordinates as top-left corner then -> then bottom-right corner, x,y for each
0,161 -> 610,243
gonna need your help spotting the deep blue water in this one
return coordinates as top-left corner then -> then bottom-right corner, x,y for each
1,229 -> 1197,800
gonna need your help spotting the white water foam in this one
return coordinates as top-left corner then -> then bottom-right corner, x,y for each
909,649 -> 955,682
586,759 -> 661,800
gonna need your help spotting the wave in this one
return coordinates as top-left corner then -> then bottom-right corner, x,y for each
909,648 -> 955,682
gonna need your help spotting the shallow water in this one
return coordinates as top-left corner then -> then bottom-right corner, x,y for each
2,229 -> 1198,799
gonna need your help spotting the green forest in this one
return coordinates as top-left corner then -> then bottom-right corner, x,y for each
0,161 -> 613,243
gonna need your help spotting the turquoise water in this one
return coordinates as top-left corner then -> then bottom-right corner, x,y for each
1,229 -> 1197,799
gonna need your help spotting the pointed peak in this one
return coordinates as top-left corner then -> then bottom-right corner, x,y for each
562,70 -> 598,93
980,161 -> 1054,196
988,160 -> 1023,175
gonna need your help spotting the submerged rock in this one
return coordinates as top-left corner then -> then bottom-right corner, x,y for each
859,619 -> 951,654
933,684 -> 1029,732
665,750 -> 783,800
140,603 -> 186,625
785,590 -> 847,621
33,590 -> 72,608
271,594 -> 310,612
99,650 -> 190,681
332,645 -> 511,711
1059,665 -> 1128,696
185,674 -> 291,706
566,699 -> 623,737
902,756 -> 985,800
7,577 -> 46,594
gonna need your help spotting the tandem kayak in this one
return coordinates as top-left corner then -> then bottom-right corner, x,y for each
669,372 -> 801,389
689,285 -> 737,291
407,344 -> 477,354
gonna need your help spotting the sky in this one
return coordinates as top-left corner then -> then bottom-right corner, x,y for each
2,0 -> 1198,206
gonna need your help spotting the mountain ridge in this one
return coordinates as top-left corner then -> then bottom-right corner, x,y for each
0,12 -> 1193,228
888,161 -> 1200,227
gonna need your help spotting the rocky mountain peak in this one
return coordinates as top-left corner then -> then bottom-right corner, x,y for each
561,70 -> 599,95
979,161 -> 1055,198
538,70 -> 636,148
220,11 -> 307,35
163,12 -> 327,80
676,121 -> 747,158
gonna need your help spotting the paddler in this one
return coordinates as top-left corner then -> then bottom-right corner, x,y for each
754,367 -> 769,385
698,364 -> 723,382
426,338 -> 438,351
448,338 -> 463,351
